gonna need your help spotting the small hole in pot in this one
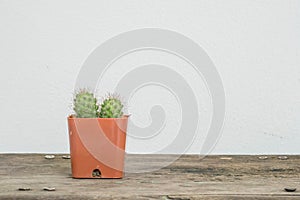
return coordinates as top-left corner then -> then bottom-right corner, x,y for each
92,169 -> 101,177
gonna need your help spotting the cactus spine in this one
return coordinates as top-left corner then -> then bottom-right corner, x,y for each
99,95 -> 124,118
73,90 -> 99,118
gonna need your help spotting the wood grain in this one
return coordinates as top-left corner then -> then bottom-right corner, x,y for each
0,154 -> 299,199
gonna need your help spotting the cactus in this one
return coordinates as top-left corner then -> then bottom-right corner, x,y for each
73,90 -> 99,118
99,95 -> 124,118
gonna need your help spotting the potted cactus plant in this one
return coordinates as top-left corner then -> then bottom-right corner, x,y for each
67,90 -> 128,178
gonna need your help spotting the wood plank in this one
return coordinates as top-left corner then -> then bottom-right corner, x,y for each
0,154 -> 299,199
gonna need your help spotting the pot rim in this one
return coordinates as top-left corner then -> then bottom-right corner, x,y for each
68,114 -> 130,120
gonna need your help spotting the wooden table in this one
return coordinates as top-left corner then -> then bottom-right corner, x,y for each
0,154 -> 299,199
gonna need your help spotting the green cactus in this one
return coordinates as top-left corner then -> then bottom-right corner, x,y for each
99,95 -> 124,118
73,90 -> 99,118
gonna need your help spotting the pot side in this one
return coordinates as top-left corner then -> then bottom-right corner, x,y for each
67,116 -> 128,178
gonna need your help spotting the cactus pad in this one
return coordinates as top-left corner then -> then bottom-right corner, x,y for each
99,96 -> 123,118
73,90 -> 99,118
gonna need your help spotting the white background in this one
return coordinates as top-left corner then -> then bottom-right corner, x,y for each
0,0 -> 299,154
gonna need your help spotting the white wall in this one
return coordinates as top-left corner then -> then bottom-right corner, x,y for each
0,0 -> 299,154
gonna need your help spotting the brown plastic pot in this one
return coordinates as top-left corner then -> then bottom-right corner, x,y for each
67,116 -> 128,178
